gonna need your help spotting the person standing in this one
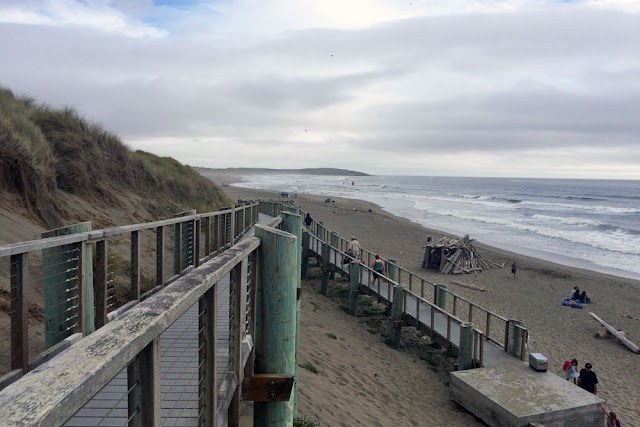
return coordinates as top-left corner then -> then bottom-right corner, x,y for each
564,359 -> 579,384
371,255 -> 385,286
511,260 -> 518,278
347,236 -> 361,261
577,363 -> 598,394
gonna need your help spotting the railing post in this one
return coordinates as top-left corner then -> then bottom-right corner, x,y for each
194,218 -> 201,267
329,232 -> 338,279
10,253 -> 28,373
390,285 -> 404,347
507,318 -> 523,356
435,284 -> 448,310
301,232 -> 310,279
203,217 -> 211,256
317,222 -> 325,241
230,207 -> 236,245
229,263 -> 243,426
131,230 -> 140,302
320,243 -> 330,296
254,225 -> 298,426
486,312 -> 491,340
128,338 -> 161,426
155,226 -> 164,288
348,261 -> 361,316
387,259 -> 398,283
95,240 -> 108,329
199,285 -> 217,426
459,322 -> 474,370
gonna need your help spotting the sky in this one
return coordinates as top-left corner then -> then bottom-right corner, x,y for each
1,0 -> 639,178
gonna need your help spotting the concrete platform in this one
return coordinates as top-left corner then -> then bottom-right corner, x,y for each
450,359 -> 604,427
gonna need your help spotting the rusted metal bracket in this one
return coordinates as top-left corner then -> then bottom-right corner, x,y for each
242,374 -> 294,402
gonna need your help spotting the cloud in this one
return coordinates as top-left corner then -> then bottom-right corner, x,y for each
0,1 -> 639,178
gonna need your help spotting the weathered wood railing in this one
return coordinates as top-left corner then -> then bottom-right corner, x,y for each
259,200 -> 527,363
0,206 -> 302,426
0,202 -> 259,386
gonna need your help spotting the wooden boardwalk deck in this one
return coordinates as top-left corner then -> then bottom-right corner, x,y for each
65,214 -> 271,427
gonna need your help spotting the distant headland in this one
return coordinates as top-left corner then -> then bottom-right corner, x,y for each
193,167 -> 370,176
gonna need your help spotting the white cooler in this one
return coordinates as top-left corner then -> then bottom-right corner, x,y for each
529,353 -> 548,372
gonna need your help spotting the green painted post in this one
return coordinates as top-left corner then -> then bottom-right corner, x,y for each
301,232 -> 310,279
281,211 -> 302,416
435,284 -> 448,310
174,210 -> 196,272
390,286 -> 404,347
254,225 -> 297,426
321,243 -> 330,296
387,259 -> 398,283
459,322 -> 475,370
507,318 -> 524,356
348,261 -> 361,316
317,222 -> 325,241
329,232 -> 338,279
41,221 -> 94,348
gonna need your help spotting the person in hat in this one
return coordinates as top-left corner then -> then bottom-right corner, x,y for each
577,363 -> 598,394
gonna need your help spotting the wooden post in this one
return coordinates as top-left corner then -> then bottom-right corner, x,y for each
203,217 -> 211,257
387,259 -> 398,283
486,312 -> 491,339
131,230 -> 141,302
194,218 -> 201,267
301,232 -> 310,279
155,226 -> 164,288
280,211 -> 302,415
230,207 -> 236,245
458,322 -> 474,370
127,338 -> 161,427
390,286 -> 404,347
254,225 -> 297,426
435,284 -> 448,311
317,222 -> 325,241
348,262 -> 361,316
198,286 -> 217,426
95,240 -> 108,329
507,318 -> 524,356
229,264 -> 243,426
320,243 -> 330,296
329,232 -> 338,279
41,221 -> 94,348
10,253 -> 28,373
174,210 -> 196,272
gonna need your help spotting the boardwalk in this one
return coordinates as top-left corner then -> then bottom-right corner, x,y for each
65,214 -> 271,427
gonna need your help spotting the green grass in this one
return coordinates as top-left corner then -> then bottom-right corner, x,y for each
294,416 -> 323,427
327,333 -> 337,340
300,362 -> 319,374
420,356 -> 438,367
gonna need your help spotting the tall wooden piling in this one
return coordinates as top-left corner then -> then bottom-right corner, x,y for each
458,322 -> 475,370
387,259 -> 398,283
348,262 -> 361,316
507,318 -> 524,356
280,211 -> 302,415
390,286 -> 404,347
435,284 -> 448,311
301,232 -> 310,279
320,243 -> 330,296
254,225 -> 298,426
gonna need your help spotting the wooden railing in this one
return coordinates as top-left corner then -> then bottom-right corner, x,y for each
0,202 -> 259,386
258,200 -> 527,363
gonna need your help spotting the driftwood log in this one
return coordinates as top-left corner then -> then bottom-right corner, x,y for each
422,234 -> 500,275
589,312 -> 640,354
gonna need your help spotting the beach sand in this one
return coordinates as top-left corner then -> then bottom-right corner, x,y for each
222,183 -> 640,426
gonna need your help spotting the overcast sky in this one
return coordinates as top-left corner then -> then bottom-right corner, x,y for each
1,1 -> 639,178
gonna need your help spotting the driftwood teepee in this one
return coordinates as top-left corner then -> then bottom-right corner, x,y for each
422,234 -> 502,275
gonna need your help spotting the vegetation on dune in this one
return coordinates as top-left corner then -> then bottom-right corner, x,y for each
0,86 -> 233,227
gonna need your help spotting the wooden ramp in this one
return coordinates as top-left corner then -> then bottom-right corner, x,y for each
65,213 -> 272,427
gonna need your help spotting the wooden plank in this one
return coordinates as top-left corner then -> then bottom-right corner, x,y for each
228,263 -> 243,427
242,375 -> 294,402
589,312 -> 640,353
199,286 -> 217,426
10,253 -> 28,373
155,226 -> 164,288
95,240 -> 108,329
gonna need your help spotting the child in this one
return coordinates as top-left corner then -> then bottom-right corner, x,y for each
599,403 -> 621,427
563,359 -> 579,384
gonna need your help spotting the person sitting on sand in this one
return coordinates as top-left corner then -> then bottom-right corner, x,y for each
371,255 -> 385,286
578,291 -> 591,304
599,403 -> 621,427
570,286 -> 580,300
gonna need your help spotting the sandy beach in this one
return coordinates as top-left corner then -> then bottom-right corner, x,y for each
218,180 -> 640,426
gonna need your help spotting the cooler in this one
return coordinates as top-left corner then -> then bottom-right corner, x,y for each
529,353 -> 548,372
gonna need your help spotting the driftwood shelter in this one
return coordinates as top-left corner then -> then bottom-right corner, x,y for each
422,234 -> 502,275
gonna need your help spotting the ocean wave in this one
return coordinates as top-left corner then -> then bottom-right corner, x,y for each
522,200 -> 640,214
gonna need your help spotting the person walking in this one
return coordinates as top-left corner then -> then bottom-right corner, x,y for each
304,213 -> 312,231
371,255 -> 385,286
563,359 -> 579,384
347,236 -> 361,261
511,260 -> 518,278
577,363 -> 598,394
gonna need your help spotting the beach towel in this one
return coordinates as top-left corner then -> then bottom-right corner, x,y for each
560,298 -> 585,309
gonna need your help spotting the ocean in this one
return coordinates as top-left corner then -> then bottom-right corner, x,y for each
236,175 -> 640,280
